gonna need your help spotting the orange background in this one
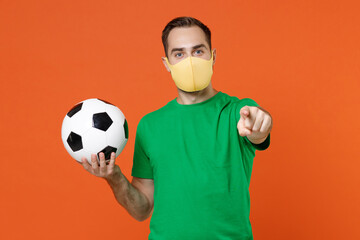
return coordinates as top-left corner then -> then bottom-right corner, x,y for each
1,0 -> 359,239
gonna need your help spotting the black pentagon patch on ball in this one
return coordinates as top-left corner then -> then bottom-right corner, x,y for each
97,146 -> 117,161
92,112 -> 113,131
123,119 -> 129,139
67,102 -> 83,117
67,132 -> 83,152
97,98 -> 114,106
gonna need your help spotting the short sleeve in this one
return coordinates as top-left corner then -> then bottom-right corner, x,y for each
131,118 -> 154,179
235,98 -> 271,151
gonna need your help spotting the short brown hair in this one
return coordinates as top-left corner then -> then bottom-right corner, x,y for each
162,16 -> 212,57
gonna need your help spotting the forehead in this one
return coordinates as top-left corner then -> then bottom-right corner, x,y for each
167,26 -> 209,51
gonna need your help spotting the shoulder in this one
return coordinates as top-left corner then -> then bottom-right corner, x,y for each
237,97 -> 260,108
221,92 -> 260,108
138,99 -> 175,128
220,92 -> 261,122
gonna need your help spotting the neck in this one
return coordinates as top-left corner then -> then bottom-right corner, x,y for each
176,84 -> 219,105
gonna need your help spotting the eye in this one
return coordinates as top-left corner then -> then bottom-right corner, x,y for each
175,52 -> 183,58
194,50 -> 203,55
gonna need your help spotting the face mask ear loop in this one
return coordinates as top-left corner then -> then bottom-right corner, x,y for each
165,58 -> 172,72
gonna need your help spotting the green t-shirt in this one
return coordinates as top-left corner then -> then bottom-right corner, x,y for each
131,91 -> 270,240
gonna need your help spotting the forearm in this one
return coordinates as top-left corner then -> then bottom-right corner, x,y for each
106,171 -> 152,221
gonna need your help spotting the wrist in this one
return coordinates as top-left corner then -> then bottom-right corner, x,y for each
246,133 -> 271,151
247,134 -> 268,144
105,167 -> 123,185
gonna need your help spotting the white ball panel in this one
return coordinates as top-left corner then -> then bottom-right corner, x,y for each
106,122 -> 125,145
105,104 -> 125,125
79,149 -> 94,164
115,138 -> 128,157
82,128 -> 107,154
66,109 -> 93,135
82,98 -> 107,115
68,148 -> 94,164
66,148 -> 85,163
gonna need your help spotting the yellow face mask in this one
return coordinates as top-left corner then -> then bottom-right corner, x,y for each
164,51 -> 214,92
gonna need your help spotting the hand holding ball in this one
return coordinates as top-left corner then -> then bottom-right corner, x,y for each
61,99 -> 128,165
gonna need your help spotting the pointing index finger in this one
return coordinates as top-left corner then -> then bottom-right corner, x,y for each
240,106 -> 250,119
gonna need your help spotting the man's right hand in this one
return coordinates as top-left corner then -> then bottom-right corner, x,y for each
81,152 -> 121,181
80,151 -> 153,222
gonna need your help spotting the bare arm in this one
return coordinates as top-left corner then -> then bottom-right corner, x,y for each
81,152 -> 154,222
106,173 -> 154,221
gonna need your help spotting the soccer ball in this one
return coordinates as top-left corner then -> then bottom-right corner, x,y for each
61,98 -> 128,164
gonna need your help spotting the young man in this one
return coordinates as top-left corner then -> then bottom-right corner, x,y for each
81,16 -> 272,240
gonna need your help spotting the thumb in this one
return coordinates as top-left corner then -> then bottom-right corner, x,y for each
240,106 -> 250,119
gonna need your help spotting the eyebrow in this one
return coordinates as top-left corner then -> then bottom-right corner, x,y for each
170,44 -> 208,54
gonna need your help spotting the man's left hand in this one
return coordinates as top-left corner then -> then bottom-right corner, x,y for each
237,106 -> 273,144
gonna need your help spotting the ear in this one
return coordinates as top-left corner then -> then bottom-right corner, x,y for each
212,48 -> 217,66
161,57 -> 171,72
